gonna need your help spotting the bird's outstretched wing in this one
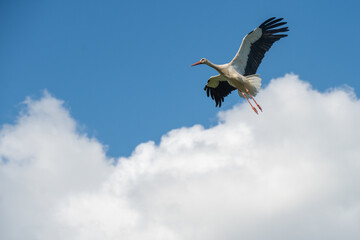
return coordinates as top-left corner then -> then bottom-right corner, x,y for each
204,75 -> 236,107
230,17 -> 289,75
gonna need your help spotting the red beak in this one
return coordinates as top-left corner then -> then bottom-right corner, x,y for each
191,61 -> 202,67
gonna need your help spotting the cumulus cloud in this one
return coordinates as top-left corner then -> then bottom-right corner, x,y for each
1,74 -> 360,240
0,92 -> 112,239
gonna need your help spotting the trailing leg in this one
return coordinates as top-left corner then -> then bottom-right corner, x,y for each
245,87 -> 262,112
238,90 -> 258,114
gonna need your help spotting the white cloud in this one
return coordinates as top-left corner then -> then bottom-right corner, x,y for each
1,74 -> 360,240
0,92 -> 112,240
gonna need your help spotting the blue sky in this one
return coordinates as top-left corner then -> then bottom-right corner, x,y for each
1,0 -> 360,157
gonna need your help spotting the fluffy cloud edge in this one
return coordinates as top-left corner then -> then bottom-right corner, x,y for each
1,74 -> 360,240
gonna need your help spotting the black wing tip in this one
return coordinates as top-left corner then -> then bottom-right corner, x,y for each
265,27 -> 289,35
260,17 -> 276,27
264,21 -> 287,30
280,27 -> 290,32
259,17 -> 288,31
204,82 -> 235,108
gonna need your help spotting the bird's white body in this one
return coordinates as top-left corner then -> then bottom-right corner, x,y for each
205,62 -> 261,97
191,17 -> 288,112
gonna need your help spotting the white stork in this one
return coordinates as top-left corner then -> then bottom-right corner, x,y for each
191,17 -> 289,114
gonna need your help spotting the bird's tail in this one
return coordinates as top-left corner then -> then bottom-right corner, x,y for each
244,74 -> 262,96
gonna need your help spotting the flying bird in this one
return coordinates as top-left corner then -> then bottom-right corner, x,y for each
191,17 -> 289,114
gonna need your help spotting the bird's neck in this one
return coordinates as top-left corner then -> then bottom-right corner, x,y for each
205,61 -> 223,73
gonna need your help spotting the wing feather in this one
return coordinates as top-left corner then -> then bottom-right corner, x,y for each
203,75 -> 235,107
230,17 -> 289,76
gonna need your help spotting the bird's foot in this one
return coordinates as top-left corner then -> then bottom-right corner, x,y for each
256,104 -> 263,112
252,106 -> 258,114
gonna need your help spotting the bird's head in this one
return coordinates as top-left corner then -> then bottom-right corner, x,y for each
191,58 -> 207,67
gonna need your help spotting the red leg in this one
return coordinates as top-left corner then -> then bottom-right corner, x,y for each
245,87 -> 262,112
240,91 -> 258,114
